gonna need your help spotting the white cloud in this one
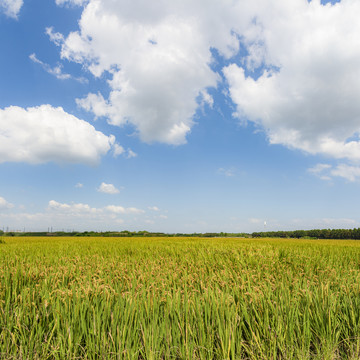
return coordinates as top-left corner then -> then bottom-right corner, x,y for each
0,105 -> 115,165
199,90 -> 214,109
126,149 -> 137,159
105,205 -> 144,214
308,163 -> 360,182
308,163 -> 332,181
0,196 -> 14,210
331,164 -> 360,182
104,205 -> 125,214
48,200 -> 98,214
0,200 -> 146,231
29,53 -> 87,83
49,0 -> 249,144
0,0 -> 23,19
49,200 -> 144,215
224,0 -> 360,162
97,182 -> 120,194
46,27 -> 65,47
112,144 -> 137,159
113,144 -> 125,157
30,53 -> 70,80
148,206 -> 160,211
75,183 -> 84,188
46,0 -> 360,160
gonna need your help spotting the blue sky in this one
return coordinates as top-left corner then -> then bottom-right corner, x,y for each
0,0 -> 359,233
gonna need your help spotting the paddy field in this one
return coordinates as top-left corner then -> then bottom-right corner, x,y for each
1,236 -> 360,359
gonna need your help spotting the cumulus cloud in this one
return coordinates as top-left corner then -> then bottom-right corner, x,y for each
0,0 -> 23,19
224,0 -> 360,162
48,0 -> 248,144
0,105 -> 115,165
46,0 -> 360,161
97,182 -> 120,194
0,196 -> 14,210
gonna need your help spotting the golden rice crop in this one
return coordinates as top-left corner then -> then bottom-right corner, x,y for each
1,236 -> 360,359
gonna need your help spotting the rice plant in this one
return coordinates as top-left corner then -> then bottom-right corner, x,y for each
1,236 -> 360,359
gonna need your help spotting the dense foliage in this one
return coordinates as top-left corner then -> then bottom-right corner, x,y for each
252,228 -> 360,239
4,228 -> 360,239
1,236 -> 360,359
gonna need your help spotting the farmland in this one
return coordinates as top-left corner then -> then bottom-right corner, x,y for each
1,236 -> 360,359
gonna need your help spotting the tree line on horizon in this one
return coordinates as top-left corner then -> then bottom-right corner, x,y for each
252,228 -> 360,240
2,228 -> 360,239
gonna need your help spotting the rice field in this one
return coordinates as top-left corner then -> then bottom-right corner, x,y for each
1,236 -> 360,359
